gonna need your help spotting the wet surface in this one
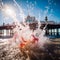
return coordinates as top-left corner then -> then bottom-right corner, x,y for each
0,39 -> 60,60
0,40 -> 60,60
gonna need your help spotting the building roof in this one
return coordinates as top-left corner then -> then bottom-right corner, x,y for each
40,21 -> 56,24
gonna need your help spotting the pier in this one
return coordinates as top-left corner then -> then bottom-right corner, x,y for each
0,24 -> 15,38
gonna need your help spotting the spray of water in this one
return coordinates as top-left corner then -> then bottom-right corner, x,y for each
0,0 -> 50,60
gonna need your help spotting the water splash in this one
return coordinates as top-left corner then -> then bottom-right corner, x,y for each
0,0 -> 50,60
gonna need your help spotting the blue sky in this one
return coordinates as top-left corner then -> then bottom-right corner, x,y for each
0,0 -> 60,25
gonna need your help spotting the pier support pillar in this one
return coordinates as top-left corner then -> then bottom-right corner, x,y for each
57,28 -> 59,36
51,29 -> 52,36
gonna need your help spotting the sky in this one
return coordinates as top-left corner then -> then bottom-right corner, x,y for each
0,0 -> 60,25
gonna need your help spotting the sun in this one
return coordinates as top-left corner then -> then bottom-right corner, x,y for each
3,5 -> 16,18
5,7 -> 14,16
